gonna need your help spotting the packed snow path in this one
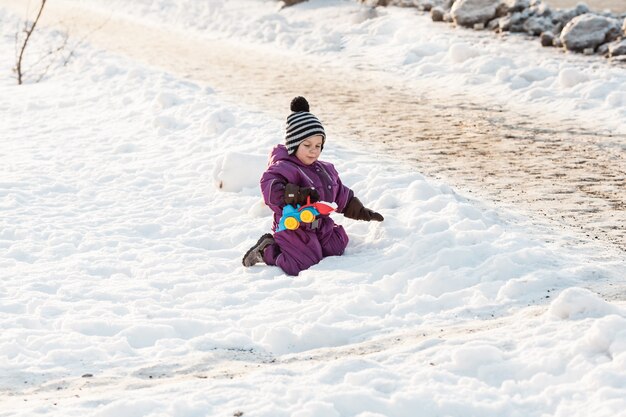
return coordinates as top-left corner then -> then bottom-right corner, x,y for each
3,0 -> 624,252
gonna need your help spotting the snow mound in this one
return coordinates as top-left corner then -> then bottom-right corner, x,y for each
448,42 -> 480,63
558,67 -> 589,88
578,315 -> 626,357
202,107 -> 236,135
548,287 -> 622,320
213,152 -> 267,192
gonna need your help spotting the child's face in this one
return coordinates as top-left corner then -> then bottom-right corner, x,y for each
295,135 -> 323,166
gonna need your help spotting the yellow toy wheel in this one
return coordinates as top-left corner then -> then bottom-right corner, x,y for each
284,216 -> 300,230
300,210 -> 315,223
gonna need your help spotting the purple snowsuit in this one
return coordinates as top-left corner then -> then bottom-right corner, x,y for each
260,145 -> 354,276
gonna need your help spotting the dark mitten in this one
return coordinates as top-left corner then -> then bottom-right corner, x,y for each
284,183 -> 320,206
343,196 -> 384,222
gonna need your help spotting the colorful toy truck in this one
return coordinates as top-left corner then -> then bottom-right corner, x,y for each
277,197 -> 337,232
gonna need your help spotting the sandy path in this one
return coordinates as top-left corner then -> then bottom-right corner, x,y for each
2,0 -> 625,253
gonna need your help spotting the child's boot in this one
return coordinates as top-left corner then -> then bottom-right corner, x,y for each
242,233 -> 274,267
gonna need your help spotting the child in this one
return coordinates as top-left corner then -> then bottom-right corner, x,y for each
242,96 -> 383,276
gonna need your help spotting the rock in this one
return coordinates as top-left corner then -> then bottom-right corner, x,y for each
575,3 -> 590,15
281,0 -> 307,7
359,0 -> 389,6
583,47 -> 595,55
474,22 -> 486,30
487,17 -> 501,31
498,0 -> 530,14
437,0 -> 455,9
390,0 -> 418,7
540,31 -> 555,46
451,0 -> 500,28
560,14 -> 622,52
623,18 -> 626,35
529,2 -> 552,18
609,40 -> 626,57
552,8 -> 585,31
597,42 -> 610,56
499,16 -> 511,31
605,24 -> 621,43
421,0 -> 454,11
524,15 -> 553,36
553,36 -> 563,48
611,55 -> 626,63
444,11 -> 454,22
552,22 -> 565,36
495,2 -> 509,17
431,6 -> 445,21
509,11 -> 530,32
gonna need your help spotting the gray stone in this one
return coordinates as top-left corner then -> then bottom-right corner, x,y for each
423,0 -> 454,10
552,9 -> 579,28
551,5 -> 592,32
609,40 -> 626,57
540,31 -> 555,46
390,0 -> 418,6
575,3 -> 590,15
529,2 -> 552,18
451,0 -> 500,27
524,15 -> 553,36
498,0 -> 530,14
487,17 -> 501,31
509,11 -> 529,32
611,55 -> 626,63
474,22 -> 486,30
440,0 -> 454,9
431,6 -> 445,21
495,2 -> 509,17
499,15 -> 512,31
597,42 -> 610,56
560,14 -> 622,52
281,0 -> 307,7
359,0 -> 389,6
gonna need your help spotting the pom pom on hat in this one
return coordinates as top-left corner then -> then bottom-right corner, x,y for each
290,96 -> 310,112
285,96 -> 325,155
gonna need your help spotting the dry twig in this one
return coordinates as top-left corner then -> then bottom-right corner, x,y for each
14,0 -> 48,85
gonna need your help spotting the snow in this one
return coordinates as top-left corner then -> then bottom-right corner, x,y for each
1,1 -> 626,417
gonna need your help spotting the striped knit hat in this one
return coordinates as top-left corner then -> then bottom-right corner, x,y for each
285,96 -> 325,155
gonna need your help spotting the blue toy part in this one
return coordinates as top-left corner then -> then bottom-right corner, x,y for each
277,204 -> 320,232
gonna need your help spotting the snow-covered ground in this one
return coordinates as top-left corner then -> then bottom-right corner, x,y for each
1,1 -> 625,416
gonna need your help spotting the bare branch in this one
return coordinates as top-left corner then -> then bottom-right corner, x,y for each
14,0 -> 48,85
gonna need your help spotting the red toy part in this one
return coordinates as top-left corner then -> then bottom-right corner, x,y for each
312,201 -> 335,215
298,196 -> 336,215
